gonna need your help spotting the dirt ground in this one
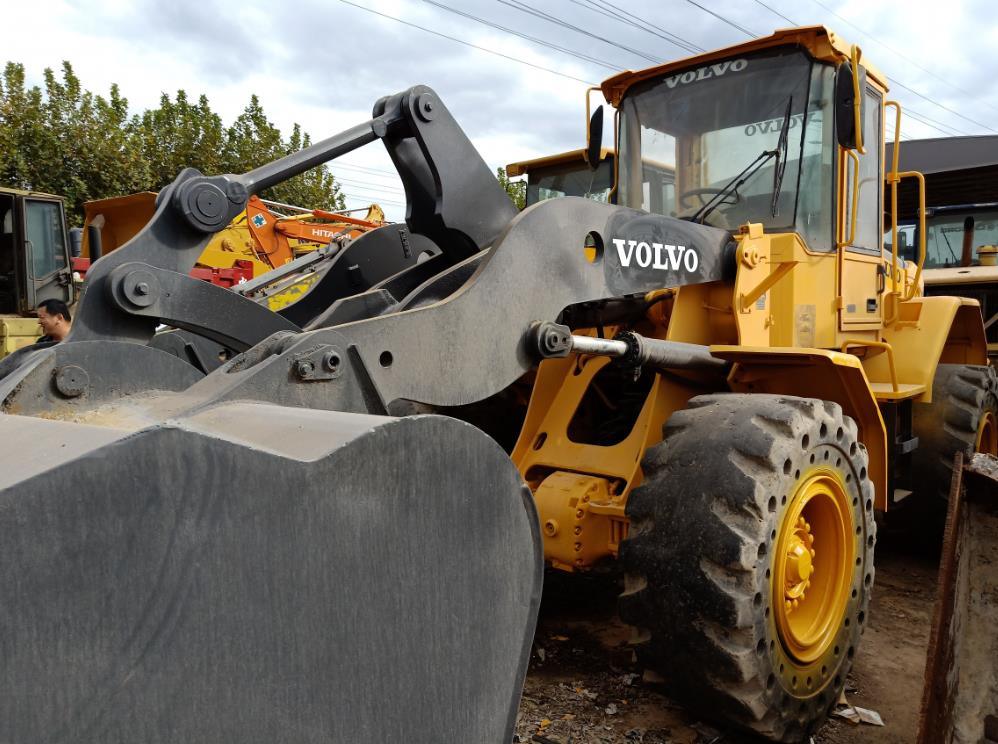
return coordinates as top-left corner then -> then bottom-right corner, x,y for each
514,530 -> 937,744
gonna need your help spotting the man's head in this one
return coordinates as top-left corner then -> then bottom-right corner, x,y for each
37,298 -> 72,341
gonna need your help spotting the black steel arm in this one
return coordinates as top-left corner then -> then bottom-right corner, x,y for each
62,86 -> 514,349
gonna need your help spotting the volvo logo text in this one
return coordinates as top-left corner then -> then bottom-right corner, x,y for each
612,238 -> 700,272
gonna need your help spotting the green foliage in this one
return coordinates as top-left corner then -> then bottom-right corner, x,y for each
0,61 -> 345,225
496,166 -> 525,210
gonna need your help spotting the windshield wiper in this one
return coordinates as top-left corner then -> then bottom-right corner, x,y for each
690,148 -> 777,225
940,228 -> 959,265
770,96 -> 793,217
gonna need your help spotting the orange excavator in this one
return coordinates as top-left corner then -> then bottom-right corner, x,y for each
244,195 -> 385,269
75,192 -> 385,286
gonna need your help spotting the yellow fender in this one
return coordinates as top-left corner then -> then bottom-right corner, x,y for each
711,346 -> 889,512
871,296 -> 988,403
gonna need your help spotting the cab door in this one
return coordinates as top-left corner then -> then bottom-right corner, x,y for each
838,86 -> 884,331
20,196 -> 74,313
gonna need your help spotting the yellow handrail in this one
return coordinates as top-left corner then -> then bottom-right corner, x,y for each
585,86 -> 601,165
850,45 -> 866,156
841,340 -> 899,392
839,149 -> 861,248
885,100 -> 902,295
610,108 -> 620,200
900,170 -> 927,301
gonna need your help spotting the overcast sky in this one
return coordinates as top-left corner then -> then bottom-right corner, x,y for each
6,0 -> 997,218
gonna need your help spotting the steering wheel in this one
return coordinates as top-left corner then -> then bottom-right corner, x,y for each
678,187 -> 740,210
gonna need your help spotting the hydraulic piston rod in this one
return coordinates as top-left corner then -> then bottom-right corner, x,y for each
532,321 -> 729,373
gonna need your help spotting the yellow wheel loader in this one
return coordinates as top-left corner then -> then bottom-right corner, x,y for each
886,135 -> 998,361
0,25 -> 996,743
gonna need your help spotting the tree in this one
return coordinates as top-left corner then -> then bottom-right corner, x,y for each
139,90 -> 224,188
496,166 -> 525,210
0,62 -> 148,225
1,62 -> 347,225
223,97 -> 344,211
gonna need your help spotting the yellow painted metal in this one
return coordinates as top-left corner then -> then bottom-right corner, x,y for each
849,45 -> 866,155
773,468 -> 854,667
977,412 -> 997,456
600,26 -> 888,106
0,317 -> 42,357
509,24 -> 991,571
717,346 -> 889,511
898,171 -> 928,301
533,472 -> 619,572
839,150 -> 861,249
263,273 -> 324,312
511,323 -> 704,570
885,100 -> 903,305
838,249 -> 884,330
871,297 -> 987,401
505,148 -> 613,179
841,340 -> 898,392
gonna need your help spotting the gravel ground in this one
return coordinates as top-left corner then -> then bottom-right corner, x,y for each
514,531 -> 937,744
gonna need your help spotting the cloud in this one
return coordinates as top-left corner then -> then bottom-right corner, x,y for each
5,0 -> 997,219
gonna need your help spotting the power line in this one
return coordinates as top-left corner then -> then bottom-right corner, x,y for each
571,0 -> 704,55
332,161 -> 397,177
496,0 -> 663,65
808,0 -> 998,117
333,176 -> 404,193
743,0 -> 996,134
686,0 -> 759,37
900,105 -> 966,136
335,0 -> 597,85
330,166 -> 404,183
886,79 -> 992,133
750,0 -> 796,26
421,0 -> 622,71
342,193 -> 405,207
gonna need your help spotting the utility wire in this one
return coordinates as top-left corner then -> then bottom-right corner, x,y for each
744,0 -> 996,133
421,0 -> 623,70
335,0 -> 597,85
572,0 -> 704,55
331,164 -> 399,180
808,0 -> 998,117
750,0 -> 796,26
496,0 -> 663,64
686,0 -> 759,37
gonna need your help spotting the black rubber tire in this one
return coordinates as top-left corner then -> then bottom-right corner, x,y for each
912,364 -> 998,501
619,394 -> 876,743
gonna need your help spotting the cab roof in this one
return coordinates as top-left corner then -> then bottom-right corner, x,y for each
506,148 -> 614,178
600,25 -> 887,106
0,186 -> 65,201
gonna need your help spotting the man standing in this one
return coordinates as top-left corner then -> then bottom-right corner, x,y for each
36,299 -> 72,343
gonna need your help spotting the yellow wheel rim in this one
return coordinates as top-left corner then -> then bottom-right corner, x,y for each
977,411 -> 997,456
773,469 -> 855,667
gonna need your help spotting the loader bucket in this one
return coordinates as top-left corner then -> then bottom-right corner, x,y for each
918,452 -> 998,744
0,405 -> 542,743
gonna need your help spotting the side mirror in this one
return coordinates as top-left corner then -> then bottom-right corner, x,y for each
586,106 -> 604,171
835,60 -> 867,152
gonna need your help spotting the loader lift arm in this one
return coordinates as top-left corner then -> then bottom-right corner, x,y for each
0,84 -> 740,744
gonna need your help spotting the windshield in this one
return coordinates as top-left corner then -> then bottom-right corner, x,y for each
896,208 -> 998,268
527,158 -> 614,206
618,47 -> 835,249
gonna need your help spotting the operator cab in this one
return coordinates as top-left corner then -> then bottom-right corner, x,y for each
506,149 -> 616,208
612,42 -> 883,258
